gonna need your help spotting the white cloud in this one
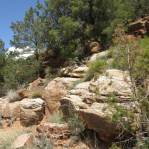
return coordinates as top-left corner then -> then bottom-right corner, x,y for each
6,46 -> 35,59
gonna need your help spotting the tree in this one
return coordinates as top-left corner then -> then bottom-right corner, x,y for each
43,0 -> 136,52
2,57 -> 40,89
0,39 -> 5,52
0,39 -> 5,96
111,26 -> 149,148
11,0 -> 145,65
132,0 -> 149,18
10,7 -> 46,60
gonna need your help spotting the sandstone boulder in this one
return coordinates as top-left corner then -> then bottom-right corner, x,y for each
17,89 -> 30,99
88,41 -> 102,53
69,82 -> 96,104
60,66 -> 88,78
89,69 -> 132,102
20,98 -> 45,126
0,101 -> 20,119
79,102 -> 118,141
89,50 -> 109,63
0,99 -> 21,127
43,77 -> 79,113
28,77 -> 46,91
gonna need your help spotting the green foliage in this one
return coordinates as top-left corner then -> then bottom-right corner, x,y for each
110,144 -> 122,149
1,56 -> 39,90
33,134 -> 53,149
49,112 -> 64,124
67,113 -> 85,135
132,0 -> 149,18
110,26 -> 149,148
11,0 -> 143,63
0,53 -> 6,96
30,91 -> 42,99
134,37 -> 149,83
111,29 -> 149,96
85,59 -> 107,81
137,139 -> 149,149
107,94 -> 138,133
0,39 -> 5,51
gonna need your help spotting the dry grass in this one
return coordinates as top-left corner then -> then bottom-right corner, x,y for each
29,87 -> 44,99
6,90 -> 21,102
0,126 -> 35,149
49,111 -> 64,124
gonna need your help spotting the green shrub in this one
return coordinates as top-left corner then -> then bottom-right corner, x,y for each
67,113 -> 85,135
33,134 -> 53,149
136,139 -> 149,149
49,112 -> 64,124
110,27 -> 149,148
84,58 -> 107,81
110,144 -> 122,149
138,36 -> 149,50
30,91 -> 42,99
2,57 -> 40,90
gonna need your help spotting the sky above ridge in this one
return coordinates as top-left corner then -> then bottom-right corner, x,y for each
0,0 -> 43,48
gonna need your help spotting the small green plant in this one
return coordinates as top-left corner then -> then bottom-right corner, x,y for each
30,91 -> 42,98
110,143 -> 122,149
67,113 -> 85,135
49,112 -> 64,124
136,138 -> 149,149
84,58 -> 107,81
107,94 -> 138,133
33,134 -> 53,149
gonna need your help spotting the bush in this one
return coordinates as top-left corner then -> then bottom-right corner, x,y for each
33,134 -> 53,149
84,58 -> 107,81
109,27 -> 149,148
67,113 -> 85,135
0,128 -> 30,149
30,91 -> 42,99
49,112 -> 64,124
2,57 -> 40,90
110,144 -> 122,149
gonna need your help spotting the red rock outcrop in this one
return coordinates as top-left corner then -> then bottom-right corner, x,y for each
128,16 -> 149,37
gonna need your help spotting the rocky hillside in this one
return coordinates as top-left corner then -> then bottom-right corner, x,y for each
0,42 -> 147,149
0,16 -> 149,149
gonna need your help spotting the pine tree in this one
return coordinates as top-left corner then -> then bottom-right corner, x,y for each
0,39 -> 5,52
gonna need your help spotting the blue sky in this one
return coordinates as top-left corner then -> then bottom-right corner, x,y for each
0,0 -> 43,48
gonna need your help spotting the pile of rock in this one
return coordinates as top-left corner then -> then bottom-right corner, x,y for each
35,122 -> 90,149
61,69 -> 140,142
0,97 -> 45,127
